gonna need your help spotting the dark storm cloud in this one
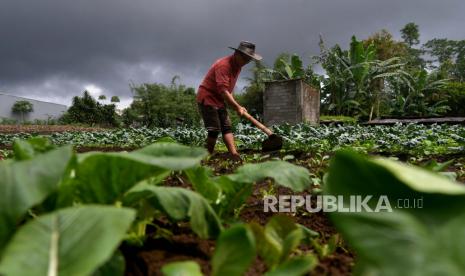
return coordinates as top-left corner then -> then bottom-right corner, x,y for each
1,0 -> 464,107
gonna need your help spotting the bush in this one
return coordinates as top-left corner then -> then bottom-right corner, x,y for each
444,82 -> 465,116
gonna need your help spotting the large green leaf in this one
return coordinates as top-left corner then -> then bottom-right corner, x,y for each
265,254 -> 318,276
74,153 -> 167,204
133,142 -> 208,170
161,261 -> 203,276
0,146 -> 73,251
227,161 -> 311,192
0,206 -> 135,276
184,166 -> 221,203
211,224 -> 256,276
74,142 -> 207,204
214,176 -> 254,218
325,151 -> 465,276
210,161 -> 311,218
284,63 -> 294,79
290,54 -> 305,79
267,216 -> 304,264
123,184 -> 222,239
251,216 -> 304,268
12,137 -> 55,161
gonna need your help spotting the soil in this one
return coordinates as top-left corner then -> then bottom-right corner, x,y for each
0,144 -> 137,153
0,124 -> 108,134
75,146 -> 138,153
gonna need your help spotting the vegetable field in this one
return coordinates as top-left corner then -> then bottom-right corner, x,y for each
0,123 -> 464,275
1,123 -> 464,155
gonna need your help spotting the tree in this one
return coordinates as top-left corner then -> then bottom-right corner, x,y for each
11,101 -> 34,123
452,41 -> 465,81
98,95 -> 107,101
364,29 -> 408,61
317,35 -> 410,119
400,22 -> 426,70
443,82 -> 465,116
423,39 -> 456,65
61,91 -> 119,127
401,23 -> 420,47
124,78 -> 200,128
111,96 -> 120,103
237,61 -> 266,118
388,69 -> 449,117
423,39 -> 465,81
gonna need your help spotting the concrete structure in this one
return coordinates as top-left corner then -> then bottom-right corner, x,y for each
263,79 -> 320,125
0,92 -> 67,122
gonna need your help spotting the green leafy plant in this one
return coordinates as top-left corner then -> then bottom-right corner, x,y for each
211,224 -> 256,276
264,254 -> 318,276
0,145 -> 74,250
250,215 -> 305,268
0,138 -> 215,275
12,136 -> 55,160
0,137 -> 327,276
0,140 -> 138,276
310,234 -> 340,259
160,218 -> 319,276
211,218 -> 318,276
123,183 -> 222,239
325,150 -> 465,275
0,206 -> 135,276
261,54 -> 319,86
186,161 -> 312,218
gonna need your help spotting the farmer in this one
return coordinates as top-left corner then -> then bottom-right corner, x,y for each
197,41 -> 262,160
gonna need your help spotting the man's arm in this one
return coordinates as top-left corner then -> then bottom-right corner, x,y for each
222,91 -> 247,116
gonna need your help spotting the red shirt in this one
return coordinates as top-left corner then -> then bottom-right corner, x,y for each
196,55 -> 241,108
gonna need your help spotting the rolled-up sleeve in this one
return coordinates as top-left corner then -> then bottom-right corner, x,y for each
215,65 -> 230,94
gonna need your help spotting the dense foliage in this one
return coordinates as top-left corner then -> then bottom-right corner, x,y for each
444,82 -> 465,116
326,151 -> 465,275
60,91 -> 120,127
253,23 -> 465,120
0,138 -> 315,275
122,77 -> 200,128
1,136 -> 465,275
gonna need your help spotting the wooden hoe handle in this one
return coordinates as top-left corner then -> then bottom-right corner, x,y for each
242,112 -> 273,136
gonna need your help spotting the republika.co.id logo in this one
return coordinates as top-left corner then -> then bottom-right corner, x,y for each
263,195 -> 424,213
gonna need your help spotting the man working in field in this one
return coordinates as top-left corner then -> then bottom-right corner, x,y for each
197,41 -> 262,160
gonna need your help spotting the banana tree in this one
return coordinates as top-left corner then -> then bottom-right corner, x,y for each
318,44 -> 357,116
401,69 -> 449,116
318,36 -> 410,119
261,53 -> 319,85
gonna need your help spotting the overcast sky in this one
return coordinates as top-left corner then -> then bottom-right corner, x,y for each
1,0 -> 464,108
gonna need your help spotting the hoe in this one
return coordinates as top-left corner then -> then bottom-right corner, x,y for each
242,112 -> 283,152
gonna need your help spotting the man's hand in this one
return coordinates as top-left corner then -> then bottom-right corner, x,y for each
236,105 -> 247,117
221,90 -> 248,116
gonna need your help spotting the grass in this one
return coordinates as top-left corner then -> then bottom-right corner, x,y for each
320,115 -> 357,123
